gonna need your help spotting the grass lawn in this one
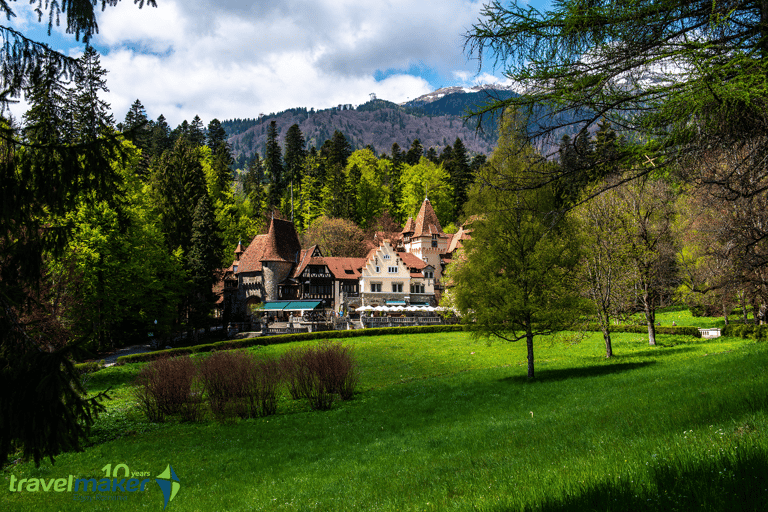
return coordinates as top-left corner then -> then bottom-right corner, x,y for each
2,329 -> 768,511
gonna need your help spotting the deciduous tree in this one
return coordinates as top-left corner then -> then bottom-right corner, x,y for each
445,114 -> 586,378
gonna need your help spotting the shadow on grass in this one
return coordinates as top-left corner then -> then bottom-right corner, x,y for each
501,361 -> 656,383
625,345 -> 699,358
489,447 -> 768,512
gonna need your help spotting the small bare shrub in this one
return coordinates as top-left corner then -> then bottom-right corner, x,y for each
251,357 -> 281,416
319,341 -> 358,401
280,347 -> 315,400
198,350 -> 281,421
133,356 -> 201,422
280,342 -> 358,410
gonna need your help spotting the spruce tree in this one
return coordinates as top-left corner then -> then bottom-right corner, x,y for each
187,194 -> 222,335
70,46 -> 114,142
405,139 -> 424,165
448,137 -> 472,221
283,123 -> 307,187
264,120 -> 284,208
0,0 -> 157,468
189,115 -> 206,147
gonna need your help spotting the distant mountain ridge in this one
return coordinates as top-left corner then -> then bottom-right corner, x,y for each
223,86 -> 517,161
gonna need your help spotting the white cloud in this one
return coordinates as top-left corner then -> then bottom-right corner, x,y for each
6,0 -> 491,127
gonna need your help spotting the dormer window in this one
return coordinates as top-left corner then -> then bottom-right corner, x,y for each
233,265 -> 238,273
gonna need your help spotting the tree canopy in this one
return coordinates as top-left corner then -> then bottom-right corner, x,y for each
465,0 -> 768,193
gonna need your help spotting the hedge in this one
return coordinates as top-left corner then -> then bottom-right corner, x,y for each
580,323 -> 702,338
116,324 -> 469,365
722,323 -> 768,341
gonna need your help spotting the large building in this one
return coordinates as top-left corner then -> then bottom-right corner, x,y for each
216,199 -> 471,320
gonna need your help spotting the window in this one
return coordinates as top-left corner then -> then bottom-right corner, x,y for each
392,283 -> 403,293
383,254 -> 390,260
411,283 -> 425,294
371,283 -> 382,292
375,266 -> 380,273
388,266 -> 398,273
424,270 -> 434,279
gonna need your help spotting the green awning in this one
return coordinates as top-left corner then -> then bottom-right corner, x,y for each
386,300 -> 406,306
285,301 -> 322,311
409,302 -> 429,306
262,302 -> 289,311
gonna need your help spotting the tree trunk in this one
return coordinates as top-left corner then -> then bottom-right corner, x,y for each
645,304 -> 656,346
602,328 -> 613,357
526,329 -> 535,379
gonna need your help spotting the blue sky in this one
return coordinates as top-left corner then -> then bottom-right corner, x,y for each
4,1 -> 548,127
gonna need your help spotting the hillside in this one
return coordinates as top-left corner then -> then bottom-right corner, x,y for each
223,86 -> 517,160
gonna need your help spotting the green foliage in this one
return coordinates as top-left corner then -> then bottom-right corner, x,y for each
465,0 -> 768,190
51,143 -> 188,350
399,157 -> 453,224
346,149 -> 393,228
722,324 -> 768,341
0,7 -> 156,464
447,113 -> 588,377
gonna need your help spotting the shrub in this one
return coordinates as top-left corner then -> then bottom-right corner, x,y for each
197,350 -> 281,421
251,356 -> 281,417
280,341 -> 358,410
198,351 -> 250,421
316,341 -> 358,401
132,356 -> 201,422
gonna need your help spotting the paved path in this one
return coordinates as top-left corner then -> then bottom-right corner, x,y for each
100,344 -> 153,366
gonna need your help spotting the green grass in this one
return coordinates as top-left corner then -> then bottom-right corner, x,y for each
3,330 -> 768,511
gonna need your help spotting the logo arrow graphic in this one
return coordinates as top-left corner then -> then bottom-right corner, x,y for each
155,464 -> 180,509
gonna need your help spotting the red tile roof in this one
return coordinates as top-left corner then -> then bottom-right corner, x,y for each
261,217 -> 302,263
291,247 -> 315,278
402,217 -> 416,234
236,218 -> 302,273
398,251 -> 427,270
412,198 -> 449,238
237,234 -> 268,273
325,257 -> 366,279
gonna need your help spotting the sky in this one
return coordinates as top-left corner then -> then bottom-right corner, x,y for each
3,0 -> 531,128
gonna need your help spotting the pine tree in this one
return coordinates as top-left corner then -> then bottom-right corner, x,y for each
448,137 -> 472,221
347,163 -> 362,223
0,0 -> 158,468
283,123 -> 307,187
389,142 -> 405,217
151,137 -> 208,254
206,118 -> 229,154
264,120 -> 284,208
149,114 -> 172,161
186,194 -> 222,335
70,46 -> 114,143
405,139 -> 424,165
122,99 -> 150,149
189,115 -> 206,147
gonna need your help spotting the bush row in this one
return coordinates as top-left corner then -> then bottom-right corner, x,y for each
580,323 -> 702,338
722,324 -> 768,340
132,341 -> 358,422
117,324 -> 468,365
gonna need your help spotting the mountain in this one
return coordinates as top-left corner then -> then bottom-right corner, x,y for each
222,86 -> 517,162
